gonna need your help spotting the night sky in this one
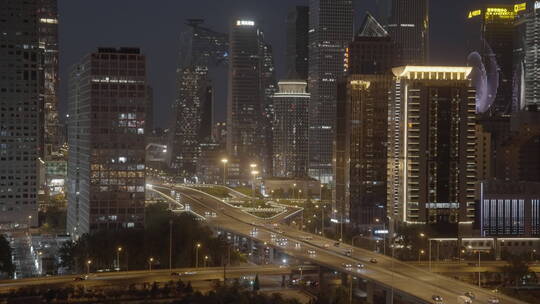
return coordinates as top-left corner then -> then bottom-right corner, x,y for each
58,0 -> 511,128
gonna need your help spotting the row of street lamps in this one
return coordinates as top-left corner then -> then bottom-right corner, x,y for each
85,242 -> 212,274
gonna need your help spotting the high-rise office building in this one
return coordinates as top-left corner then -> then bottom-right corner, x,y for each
259,36 -> 278,176
386,0 -> 429,65
272,79 -> 310,178
468,5 -> 517,114
170,20 -> 228,177
67,48 -> 148,239
308,0 -> 353,183
387,66 -> 476,225
286,6 -> 309,79
334,13 -> 398,229
227,19 -> 265,177
523,4 -> 540,109
38,0 -> 60,157
0,0 -> 42,227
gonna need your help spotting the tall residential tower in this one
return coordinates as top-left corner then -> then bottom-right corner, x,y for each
387,66 -> 476,225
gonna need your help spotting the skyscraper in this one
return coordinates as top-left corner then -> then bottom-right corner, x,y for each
468,5 -> 517,114
38,0 -> 60,157
227,19 -> 265,177
308,0 -> 354,183
170,20 -> 228,178
0,0 -> 42,227
334,13 -> 398,230
273,79 -> 310,178
286,6 -> 309,79
259,36 -> 278,176
67,48 -> 148,239
523,4 -> 540,109
387,66 -> 476,225
386,0 -> 429,65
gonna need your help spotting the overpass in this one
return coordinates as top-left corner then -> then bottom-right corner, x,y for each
149,181 -> 526,304
0,265 -> 294,293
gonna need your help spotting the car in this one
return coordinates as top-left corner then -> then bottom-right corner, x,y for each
323,243 -> 330,248
171,272 -> 181,276
457,295 -> 472,304
307,249 -> 316,255
334,242 -> 341,247
431,295 -> 443,303
344,249 -> 353,257
356,263 -> 365,269
487,297 -> 500,304
73,276 -> 86,281
464,292 -> 475,300
302,236 -> 313,241
341,263 -> 352,269
369,258 -> 378,263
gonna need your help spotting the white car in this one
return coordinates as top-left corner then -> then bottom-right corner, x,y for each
487,297 -> 500,304
341,263 -> 352,269
307,249 -> 316,256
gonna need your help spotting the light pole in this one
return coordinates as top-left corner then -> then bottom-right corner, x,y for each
204,255 -> 209,267
319,184 -> 324,201
293,183 -> 297,200
148,257 -> 154,271
195,243 -> 201,268
86,260 -> 92,275
420,232 -> 432,271
221,158 -> 228,185
250,169 -> 259,198
169,219 -> 173,271
116,247 -> 122,271
418,249 -> 425,264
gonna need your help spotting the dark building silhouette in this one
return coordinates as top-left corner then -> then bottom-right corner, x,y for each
308,0 -> 354,183
386,0 -> 429,65
286,6 -> 309,80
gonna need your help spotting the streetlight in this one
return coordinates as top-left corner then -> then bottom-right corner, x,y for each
148,257 -> 154,271
293,183 -> 297,199
418,249 -> 425,263
319,184 -> 324,201
419,232 -> 432,271
86,260 -> 92,275
116,247 -> 122,271
221,158 -> 228,185
251,170 -> 259,198
195,243 -> 201,268
204,255 -> 209,267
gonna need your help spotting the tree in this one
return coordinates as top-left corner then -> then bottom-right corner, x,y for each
503,253 -> 531,287
253,274 -> 260,291
0,234 -> 15,278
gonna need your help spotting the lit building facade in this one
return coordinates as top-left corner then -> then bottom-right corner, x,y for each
387,66 -> 476,225
170,20 -> 228,178
308,0 -> 353,183
67,48 -> 148,239
272,80 -> 310,178
259,35 -> 278,176
0,0 -> 42,227
386,0 -> 429,65
38,0 -> 60,157
480,180 -> 540,236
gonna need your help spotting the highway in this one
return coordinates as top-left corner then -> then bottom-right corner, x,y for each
152,181 -> 526,304
0,265 -> 291,292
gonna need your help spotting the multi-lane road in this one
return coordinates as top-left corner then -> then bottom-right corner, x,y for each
0,265 -> 291,292
150,181 -> 526,304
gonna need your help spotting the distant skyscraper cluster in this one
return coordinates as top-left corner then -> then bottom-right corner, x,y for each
4,0 -> 540,241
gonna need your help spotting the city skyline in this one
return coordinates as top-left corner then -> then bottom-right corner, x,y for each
58,0 -> 511,128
